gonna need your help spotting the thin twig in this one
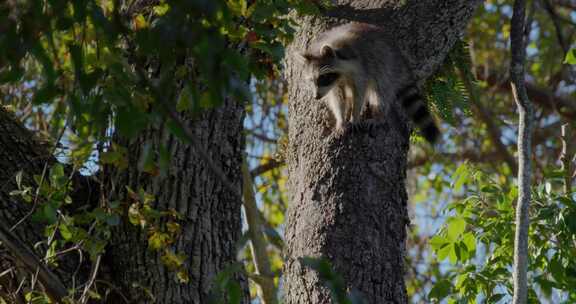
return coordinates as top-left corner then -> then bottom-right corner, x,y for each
510,0 -> 534,303
242,157 -> 278,304
79,254 -> 101,304
9,162 -> 48,232
95,279 -> 131,303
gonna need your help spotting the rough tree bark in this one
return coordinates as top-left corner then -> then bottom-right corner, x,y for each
1,80 -> 246,304
102,100 -> 247,303
283,1 -> 482,303
0,102 -> 247,304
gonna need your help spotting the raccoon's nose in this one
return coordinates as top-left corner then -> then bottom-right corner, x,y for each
315,93 -> 322,100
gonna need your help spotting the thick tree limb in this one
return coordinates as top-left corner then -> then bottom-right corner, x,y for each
476,68 -> 576,120
553,0 -> 576,10
0,221 -> 68,302
510,0 -> 534,303
250,159 -> 282,178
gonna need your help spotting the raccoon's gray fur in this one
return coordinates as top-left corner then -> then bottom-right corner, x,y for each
298,22 -> 439,143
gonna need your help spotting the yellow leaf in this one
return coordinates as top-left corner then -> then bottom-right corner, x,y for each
177,269 -> 189,283
148,232 -> 169,250
133,14 -> 148,30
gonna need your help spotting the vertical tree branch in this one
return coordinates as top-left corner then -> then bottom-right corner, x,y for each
541,0 -> 569,54
510,0 -> 534,303
242,158 -> 278,304
560,124 -> 572,194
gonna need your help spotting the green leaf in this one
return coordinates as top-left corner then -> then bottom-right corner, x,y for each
462,232 -> 476,253
176,84 -> 194,112
430,235 -> 449,251
487,294 -> 506,303
428,279 -> 452,301
49,163 -> 66,187
69,44 -> 90,94
72,0 -> 88,21
480,185 -> 500,193
43,203 -> 58,224
550,256 -> 565,283
447,217 -> 466,241
564,210 -> 576,234
452,162 -> 470,192
153,3 -> 170,16
30,43 -> 56,85
437,243 -> 452,261
564,48 -> 576,65
116,106 -> 148,138
0,66 -> 24,83
449,242 -> 459,264
92,208 -> 107,221
59,223 -> 73,240
33,84 -> 59,104
227,0 -> 247,17
227,281 -> 242,304
106,213 -> 121,226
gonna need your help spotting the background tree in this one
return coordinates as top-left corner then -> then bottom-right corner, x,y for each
1,0 -> 576,303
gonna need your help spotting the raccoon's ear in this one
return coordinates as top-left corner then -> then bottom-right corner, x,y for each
320,45 -> 336,58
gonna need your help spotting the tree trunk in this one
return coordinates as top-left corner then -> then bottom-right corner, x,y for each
283,1 -> 481,303
103,101 -> 247,303
0,100 -> 247,303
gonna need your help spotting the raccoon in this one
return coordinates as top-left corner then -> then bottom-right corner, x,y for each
298,22 -> 439,143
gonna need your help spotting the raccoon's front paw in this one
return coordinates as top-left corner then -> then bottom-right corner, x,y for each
350,121 -> 374,134
333,122 -> 349,137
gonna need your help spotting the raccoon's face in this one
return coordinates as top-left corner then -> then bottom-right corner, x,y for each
299,45 -> 348,100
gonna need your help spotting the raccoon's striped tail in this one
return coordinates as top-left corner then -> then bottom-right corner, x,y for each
397,85 -> 440,144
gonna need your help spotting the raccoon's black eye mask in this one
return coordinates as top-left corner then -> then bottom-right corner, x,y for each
317,72 -> 340,87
